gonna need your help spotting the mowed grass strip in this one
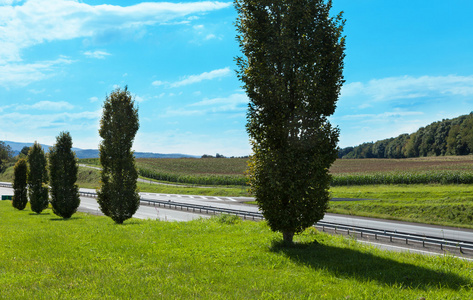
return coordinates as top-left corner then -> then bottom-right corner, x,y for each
329,184 -> 473,228
0,202 -> 472,299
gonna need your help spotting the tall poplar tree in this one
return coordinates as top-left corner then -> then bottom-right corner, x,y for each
235,0 -> 345,243
49,131 -> 80,219
28,142 -> 49,214
12,158 -> 28,210
97,86 -> 140,224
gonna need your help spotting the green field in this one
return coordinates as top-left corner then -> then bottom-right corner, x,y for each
82,155 -> 473,186
0,202 -> 471,299
81,157 -> 249,186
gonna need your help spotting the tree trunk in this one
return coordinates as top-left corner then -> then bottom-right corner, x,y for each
282,231 -> 294,244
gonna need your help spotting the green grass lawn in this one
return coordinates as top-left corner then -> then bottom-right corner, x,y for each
0,201 -> 472,299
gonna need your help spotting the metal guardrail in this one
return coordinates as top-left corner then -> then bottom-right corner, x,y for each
140,198 -> 264,220
315,221 -> 473,253
3,183 -> 472,253
79,191 -> 97,198
78,190 -> 263,220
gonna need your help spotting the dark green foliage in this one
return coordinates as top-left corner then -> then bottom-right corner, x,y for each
0,141 -> 13,173
236,0 -> 345,242
49,132 -> 80,219
20,146 -> 30,157
97,86 -> 140,224
340,112 -> 473,158
27,142 -> 49,214
12,158 -> 28,210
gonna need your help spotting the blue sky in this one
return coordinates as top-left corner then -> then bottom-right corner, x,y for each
1,0 -> 472,156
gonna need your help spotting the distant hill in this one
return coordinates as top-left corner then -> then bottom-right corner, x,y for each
339,112 -> 473,159
3,141 -> 197,159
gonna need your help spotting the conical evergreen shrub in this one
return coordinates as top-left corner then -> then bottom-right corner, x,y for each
12,158 -> 28,210
49,132 -> 80,219
27,142 -> 49,214
97,86 -> 140,224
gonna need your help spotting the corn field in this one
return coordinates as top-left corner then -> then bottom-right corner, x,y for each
138,168 -> 247,186
79,156 -> 473,186
331,171 -> 473,186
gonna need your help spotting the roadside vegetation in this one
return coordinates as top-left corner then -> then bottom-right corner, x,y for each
5,156 -> 473,228
0,201 -> 471,299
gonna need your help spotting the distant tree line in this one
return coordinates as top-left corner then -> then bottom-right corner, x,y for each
201,153 -> 249,159
0,141 -> 14,172
339,112 -> 473,159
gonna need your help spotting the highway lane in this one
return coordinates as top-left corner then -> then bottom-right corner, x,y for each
136,191 -> 473,243
79,196 -> 210,222
322,213 -> 473,243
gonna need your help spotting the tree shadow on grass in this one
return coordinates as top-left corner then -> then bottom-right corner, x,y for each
28,212 -> 50,216
115,220 -> 142,226
270,239 -> 472,291
50,216 -> 82,221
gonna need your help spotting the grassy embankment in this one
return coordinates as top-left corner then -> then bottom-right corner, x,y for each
3,156 -> 473,227
0,201 -> 472,299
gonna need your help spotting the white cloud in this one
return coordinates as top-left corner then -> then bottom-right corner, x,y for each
163,93 -> 248,117
16,100 -> 74,111
0,0 -> 232,64
169,67 -> 231,88
152,80 -> 166,86
152,67 -> 232,88
134,95 -> 145,103
205,34 -> 217,40
341,75 -> 473,104
83,50 -> 111,59
190,93 -> 247,107
0,57 -> 73,88
0,109 -> 101,132
28,88 -> 46,94
89,96 -> 99,103
0,0 -> 21,5
339,110 -> 424,121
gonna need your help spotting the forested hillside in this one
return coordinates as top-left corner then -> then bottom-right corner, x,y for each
339,112 -> 473,159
